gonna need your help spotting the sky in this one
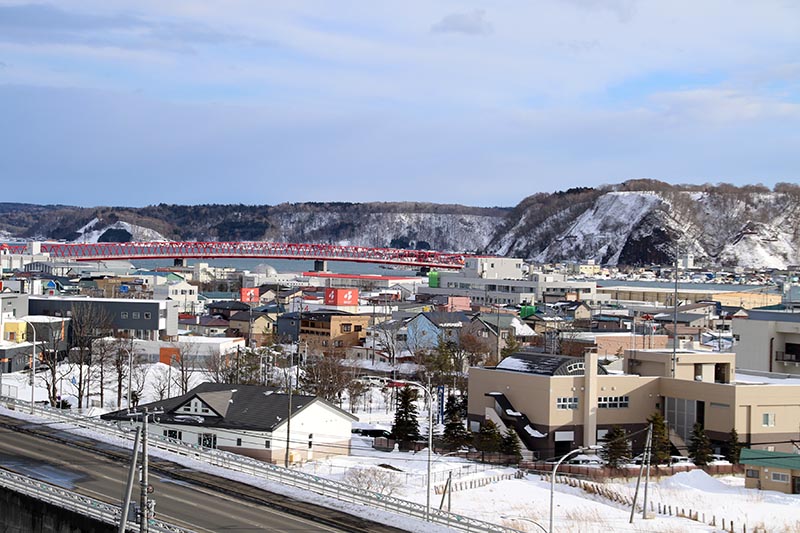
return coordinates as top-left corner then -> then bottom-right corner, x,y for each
1,1 -> 798,208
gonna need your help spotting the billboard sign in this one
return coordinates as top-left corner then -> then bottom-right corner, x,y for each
324,288 -> 358,306
240,287 -> 260,303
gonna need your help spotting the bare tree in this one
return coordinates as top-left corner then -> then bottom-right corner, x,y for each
91,337 -> 116,408
130,361 -> 150,407
343,467 -> 402,496
31,319 -> 70,407
170,340 -> 201,395
109,337 -> 142,408
149,366 -> 170,401
69,303 -> 112,408
300,355 -> 349,404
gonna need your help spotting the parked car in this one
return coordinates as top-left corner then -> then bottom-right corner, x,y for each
567,454 -> 603,466
669,455 -> 693,465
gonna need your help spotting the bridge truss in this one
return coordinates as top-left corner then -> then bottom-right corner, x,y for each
5,241 -> 466,269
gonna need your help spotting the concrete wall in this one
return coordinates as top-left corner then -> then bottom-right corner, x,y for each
0,487 -> 115,533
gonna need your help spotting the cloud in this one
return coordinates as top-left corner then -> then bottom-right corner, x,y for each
560,0 -> 638,23
431,9 -> 492,35
0,3 -> 264,52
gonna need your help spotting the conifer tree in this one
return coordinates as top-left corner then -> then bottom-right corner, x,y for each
725,428 -> 743,464
600,426 -> 631,469
688,423 -> 713,466
500,427 -> 522,463
474,420 -> 502,453
646,411 -> 671,464
391,386 -> 421,449
442,395 -> 471,451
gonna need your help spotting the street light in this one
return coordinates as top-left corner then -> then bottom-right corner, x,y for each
549,446 -> 600,533
20,317 -> 38,414
501,515 -> 547,533
391,379 -> 434,521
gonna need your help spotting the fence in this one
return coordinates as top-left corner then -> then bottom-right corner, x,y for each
0,397 -> 521,533
0,468 -> 194,533
548,473 -> 764,533
523,460 -> 744,481
434,471 -> 524,495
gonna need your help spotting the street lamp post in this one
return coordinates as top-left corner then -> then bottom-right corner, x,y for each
550,447 -> 598,533
20,317 -> 37,414
392,379 -> 434,521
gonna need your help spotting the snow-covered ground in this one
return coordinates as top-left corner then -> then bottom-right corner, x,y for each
3,366 -> 800,532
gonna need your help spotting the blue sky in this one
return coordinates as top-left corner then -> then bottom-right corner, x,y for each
1,1 -> 798,207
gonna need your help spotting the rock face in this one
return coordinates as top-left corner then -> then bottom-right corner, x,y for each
494,185 -> 800,269
2,181 -> 800,268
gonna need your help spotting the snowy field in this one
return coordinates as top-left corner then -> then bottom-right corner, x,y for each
2,366 -> 800,532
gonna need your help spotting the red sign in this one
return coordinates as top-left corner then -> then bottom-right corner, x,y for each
240,287 -> 260,303
324,288 -> 359,306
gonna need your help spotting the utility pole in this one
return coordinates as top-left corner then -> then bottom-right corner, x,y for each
672,242 -> 679,378
139,409 -> 152,533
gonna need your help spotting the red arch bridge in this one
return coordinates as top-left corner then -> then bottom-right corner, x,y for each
5,242 -> 466,270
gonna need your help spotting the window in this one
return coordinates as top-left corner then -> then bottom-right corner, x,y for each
264,440 -> 271,449
771,472 -> 789,483
198,433 -> 217,449
557,397 -> 579,410
762,413 -> 776,427
746,469 -> 760,479
163,429 -> 182,440
598,396 -> 630,409
322,340 -> 328,347
132,312 -> 140,319
341,324 -> 352,333
354,325 -> 362,332
121,312 -> 128,319
236,438 -> 242,446
308,433 -> 313,449
144,312 -> 151,320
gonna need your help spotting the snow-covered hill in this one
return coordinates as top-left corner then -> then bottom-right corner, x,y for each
487,184 -> 800,269
3,182 -> 800,268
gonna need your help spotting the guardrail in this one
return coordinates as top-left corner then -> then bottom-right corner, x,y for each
0,467 -> 194,533
1,397 -> 519,533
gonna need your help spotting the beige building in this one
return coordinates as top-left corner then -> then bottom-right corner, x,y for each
740,448 -> 800,494
468,348 -> 800,459
299,312 -> 370,357
598,286 -> 780,309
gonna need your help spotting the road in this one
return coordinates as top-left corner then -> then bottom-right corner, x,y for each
0,417 -> 409,532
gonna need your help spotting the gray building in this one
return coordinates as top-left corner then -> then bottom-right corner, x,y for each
29,296 -> 179,341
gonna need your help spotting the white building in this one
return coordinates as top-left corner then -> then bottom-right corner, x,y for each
101,383 -> 357,464
419,256 -> 604,306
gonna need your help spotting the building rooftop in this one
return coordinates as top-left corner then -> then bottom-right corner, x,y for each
495,351 -> 609,376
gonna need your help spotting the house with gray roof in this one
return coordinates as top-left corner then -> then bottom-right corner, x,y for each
101,382 -> 358,464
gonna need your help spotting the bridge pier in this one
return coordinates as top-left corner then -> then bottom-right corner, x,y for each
313,260 -> 328,272
174,258 -> 187,267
